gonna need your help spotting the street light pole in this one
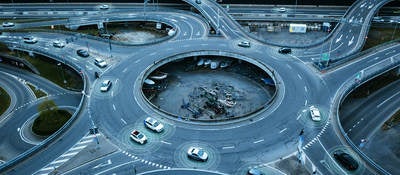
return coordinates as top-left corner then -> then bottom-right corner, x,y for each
82,91 -> 100,145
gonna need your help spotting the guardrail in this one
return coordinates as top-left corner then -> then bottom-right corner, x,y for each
140,50 -> 280,123
317,38 -> 400,72
0,43 -> 88,173
12,17 -> 176,47
331,55 -> 400,175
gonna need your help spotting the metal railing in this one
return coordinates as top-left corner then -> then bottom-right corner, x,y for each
331,55 -> 400,175
0,43 -> 88,173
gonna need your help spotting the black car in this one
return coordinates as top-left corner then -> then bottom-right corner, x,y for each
333,151 -> 359,171
76,49 -> 89,57
278,47 -> 292,54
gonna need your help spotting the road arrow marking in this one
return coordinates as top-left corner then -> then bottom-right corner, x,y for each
93,159 -> 112,169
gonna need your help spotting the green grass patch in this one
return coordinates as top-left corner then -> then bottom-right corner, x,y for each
0,87 -> 11,115
27,83 -> 47,98
382,110 -> 400,130
9,50 -> 83,91
363,24 -> 400,50
32,109 -> 71,136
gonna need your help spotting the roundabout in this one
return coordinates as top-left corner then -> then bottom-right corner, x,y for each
0,1 -> 398,175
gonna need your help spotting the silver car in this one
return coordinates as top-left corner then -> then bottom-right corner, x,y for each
144,117 -> 164,132
100,80 -> 112,92
187,146 -> 208,162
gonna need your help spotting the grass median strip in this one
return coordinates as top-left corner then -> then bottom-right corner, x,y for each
0,87 -> 11,115
27,83 -> 47,98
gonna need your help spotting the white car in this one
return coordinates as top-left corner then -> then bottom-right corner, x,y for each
100,80 -> 112,92
278,7 -> 286,13
23,36 -> 37,44
130,130 -> 147,144
309,105 -> 321,121
237,41 -> 250,47
2,22 -> 15,27
187,146 -> 208,162
99,4 -> 109,10
144,117 -> 164,132
94,58 -> 107,68
53,40 -> 65,48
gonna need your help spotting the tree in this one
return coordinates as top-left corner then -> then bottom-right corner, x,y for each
33,98 -> 70,136
38,98 -> 58,114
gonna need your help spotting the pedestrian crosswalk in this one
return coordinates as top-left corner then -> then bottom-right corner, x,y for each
33,134 -> 99,175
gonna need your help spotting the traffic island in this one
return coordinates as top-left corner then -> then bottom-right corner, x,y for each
0,87 -> 11,116
32,99 -> 71,136
141,54 -> 277,122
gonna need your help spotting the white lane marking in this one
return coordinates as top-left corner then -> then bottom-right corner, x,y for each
115,79 -> 119,84
60,151 -> 79,158
111,91 -> 114,97
76,139 -> 93,145
94,161 -> 134,175
297,74 -> 302,80
149,52 -> 156,56
348,36 -> 354,46
17,127 -> 20,132
279,128 -> 287,133
367,56 -> 380,63
297,114 -> 302,120
304,86 -> 308,92
52,159 -> 68,164
161,140 -> 171,145
112,104 -> 116,111
120,118 -> 127,125
93,159 -> 112,169
134,59 -> 141,63
336,34 -> 343,43
69,145 -> 86,151
305,100 -> 308,106
222,146 -> 235,149
286,64 -> 292,69
122,68 -> 127,73
253,139 -> 264,144
377,91 -> 400,108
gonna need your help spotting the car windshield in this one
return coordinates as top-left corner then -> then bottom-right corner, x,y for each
137,134 -> 144,139
102,81 -> 108,86
153,121 -> 160,127
197,150 -> 204,156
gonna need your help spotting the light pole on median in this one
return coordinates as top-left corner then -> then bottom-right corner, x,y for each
81,90 -> 100,146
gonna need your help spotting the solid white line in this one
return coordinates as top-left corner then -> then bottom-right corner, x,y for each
51,159 -> 68,164
94,161 -> 134,175
60,151 -> 79,158
253,139 -> 264,144
222,146 -> 235,149
38,167 -> 55,171
76,139 -> 93,145
69,145 -> 86,151
377,91 -> 400,108
112,104 -> 116,111
279,128 -> 287,133
160,140 -> 171,145
304,86 -> 308,92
